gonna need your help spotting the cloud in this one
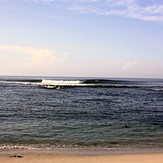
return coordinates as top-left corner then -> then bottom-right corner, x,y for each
67,0 -> 163,22
2,0 -> 163,21
0,45 -> 56,68
19,53 -> 56,68
29,0 -> 163,22
122,61 -> 137,70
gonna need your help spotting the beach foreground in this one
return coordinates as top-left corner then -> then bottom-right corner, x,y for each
0,153 -> 163,163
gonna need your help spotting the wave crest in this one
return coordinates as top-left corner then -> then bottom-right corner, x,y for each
41,80 -> 82,85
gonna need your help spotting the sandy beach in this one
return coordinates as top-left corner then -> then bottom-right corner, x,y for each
0,151 -> 163,163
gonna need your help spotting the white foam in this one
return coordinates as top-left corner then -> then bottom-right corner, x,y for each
152,89 -> 163,92
41,80 -> 82,86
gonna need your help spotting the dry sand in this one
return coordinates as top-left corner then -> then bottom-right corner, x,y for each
0,153 -> 163,163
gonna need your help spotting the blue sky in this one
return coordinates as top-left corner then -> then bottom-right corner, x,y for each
0,0 -> 163,78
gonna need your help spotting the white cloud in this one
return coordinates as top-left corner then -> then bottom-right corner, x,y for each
2,0 -> 163,21
0,45 -> 72,75
1,0 -> 163,21
0,45 -> 52,56
18,53 -> 56,68
122,61 -> 137,70
67,0 -> 163,22
0,45 -> 56,68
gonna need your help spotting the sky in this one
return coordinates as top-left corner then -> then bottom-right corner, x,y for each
0,0 -> 163,78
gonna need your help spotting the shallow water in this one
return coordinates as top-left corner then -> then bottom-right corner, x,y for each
0,76 -> 163,149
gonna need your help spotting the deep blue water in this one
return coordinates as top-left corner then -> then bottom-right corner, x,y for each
0,76 -> 163,149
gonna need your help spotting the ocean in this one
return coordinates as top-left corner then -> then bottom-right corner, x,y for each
0,76 -> 163,151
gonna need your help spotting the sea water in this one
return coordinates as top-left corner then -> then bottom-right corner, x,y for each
0,76 -> 162,150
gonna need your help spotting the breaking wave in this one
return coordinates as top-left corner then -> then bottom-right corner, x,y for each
1,77 -> 162,89
38,79 -> 141,89
40,79 -> 134,85
41,79 -> 82,85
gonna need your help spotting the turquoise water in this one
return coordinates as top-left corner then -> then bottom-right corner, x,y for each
0,76 -> 163,149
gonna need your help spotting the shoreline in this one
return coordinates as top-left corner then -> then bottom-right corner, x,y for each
0,146 -> 163,155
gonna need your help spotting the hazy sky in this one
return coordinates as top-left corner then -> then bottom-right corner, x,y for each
0,0 -> 163,78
